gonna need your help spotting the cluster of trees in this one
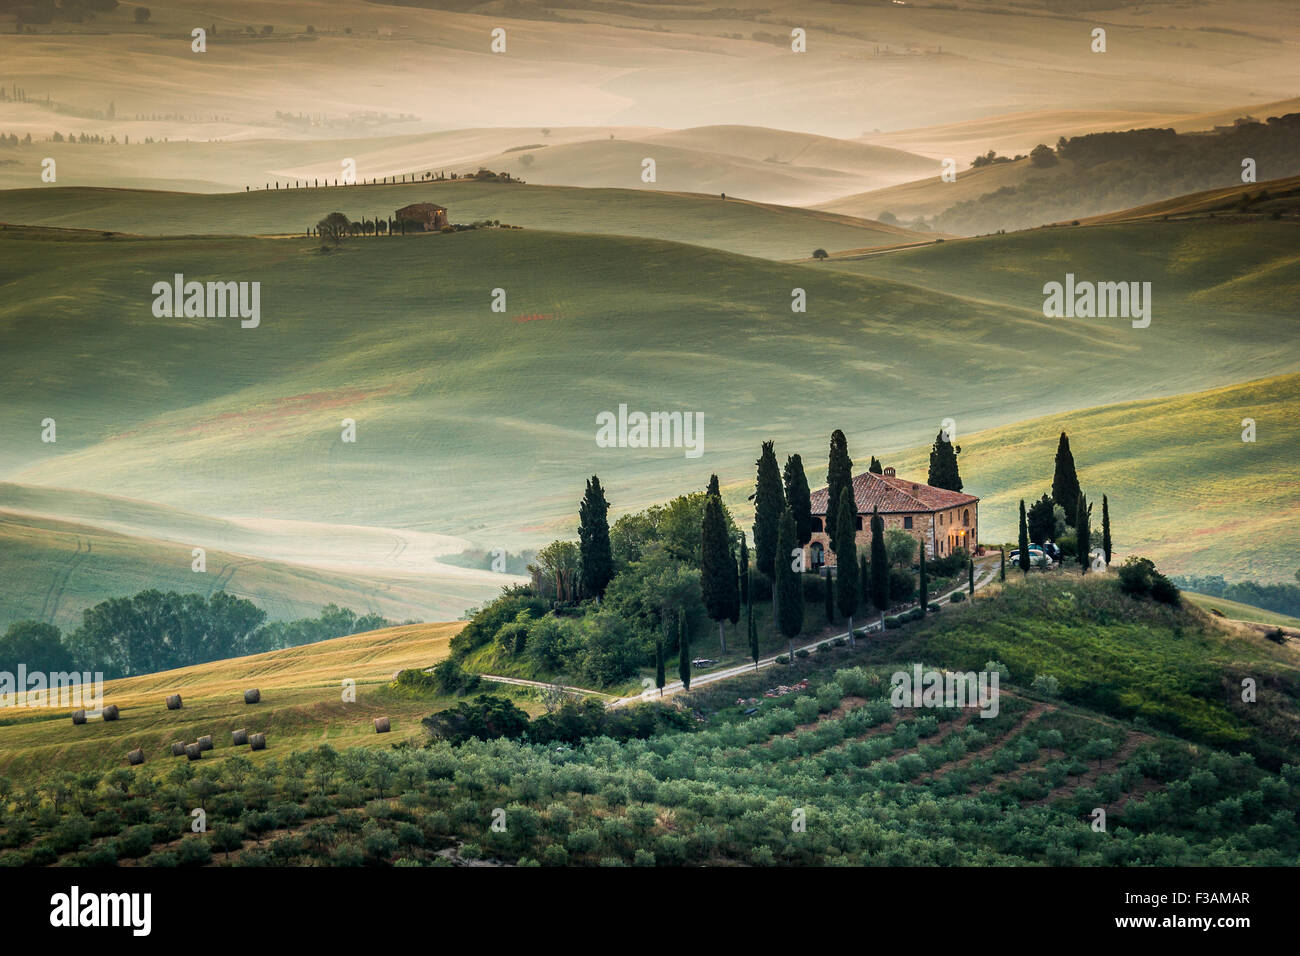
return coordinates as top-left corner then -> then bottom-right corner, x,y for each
0,593 -> 400,679
1014,432 -> 1113,577
1172,573 -> 1300,618
423,694 -> 691,746
0,132 -> 32,146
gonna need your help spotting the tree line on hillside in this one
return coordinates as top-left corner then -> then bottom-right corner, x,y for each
445,427 -> 973,691
1171,573 -> 1300,618
0,592 -> 403,679
935,115 -> 1300,234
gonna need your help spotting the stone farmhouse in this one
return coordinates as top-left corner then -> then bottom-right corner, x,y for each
807,467 -> 978,570
395,202 -> 448,230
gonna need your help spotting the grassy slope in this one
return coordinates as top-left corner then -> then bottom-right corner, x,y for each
0,621 -> 478,783
0,182 -> 924,259
1184,592 -> 1300,629
887,574 -> 1300,766
4,219 -> 1296,554
887,374 -> 1300,582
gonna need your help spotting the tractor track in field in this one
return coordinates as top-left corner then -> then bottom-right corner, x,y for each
41,536 -> 91,624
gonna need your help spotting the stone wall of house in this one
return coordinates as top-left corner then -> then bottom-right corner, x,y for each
806,503 -> 977,569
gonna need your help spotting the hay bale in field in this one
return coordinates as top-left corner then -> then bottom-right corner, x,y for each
127,748 -> 144,766
72,710 -> 86,725
197,734 -> 213,751
249,732 -> 266,751
102,705 -> 119,721
244,689 -> 261,704
171,741 -> 186,757
373,716 -> 391,734
185,743 -> 202,761
165,694 -> 182,710
231,728 -> 248,746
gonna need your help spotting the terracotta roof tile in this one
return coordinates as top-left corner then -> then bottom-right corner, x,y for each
810,471 -> 977,516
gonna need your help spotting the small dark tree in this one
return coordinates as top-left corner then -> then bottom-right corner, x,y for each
858,553 -> 869,605
999,547 -> 1006,582
1052,432 -> 1082,525
654,636 -> 665,697
1018,500 -> 1031,577
677,609 -> 690,692
825,430 -> 853,553
824,567 -> 836,625
927,430 -> 963,492
738,536 -> 750,607
753,441 -> 785,587
1027,493 -> 1056,545
1076,492 -> 1092,574
919,547 -> 929,611
868,456 -> 883,475
783,454 -> 813,546
968,555 -> 975,594
747,591 -> 759,671
701,486 -> 735,654
834,488 -> 860,644
774,508 -> 803,663
579,476 -> 613,599
1101,495 -> 1112,566
812,248 -> 828,260
870,507 -> 889,624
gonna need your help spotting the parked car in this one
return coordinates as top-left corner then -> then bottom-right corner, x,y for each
1008,547 -> 1051,568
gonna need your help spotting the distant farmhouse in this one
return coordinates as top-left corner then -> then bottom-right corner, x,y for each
395,202 -> 448,231
807,466 -> 978,570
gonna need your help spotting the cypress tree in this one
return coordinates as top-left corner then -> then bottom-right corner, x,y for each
654,635 -> 665,696
774,508 -> 803,663
1018,499 -> 1030,577
748,591 -> 759,671
825,430 -> 853,553
753,441 -> 785,584
835,488 -> 860,645
824,567 -> 836,625
677,608 -> 690,691
728,539 -> 741,634
1076,492 -> 1092,574
706,473 -> 720,497
783,454 -> 813,546
927,430 -> 963,492
738,536 -> 750,607
868,456 -> 883,475
870,507 -> 889,625
700,486 -> 734,654
999,546 -> 1006,582
1052,432 -> 1082,525
858,553 -> 869,605
1101,495 -> 1112,566
968,555 -> 975,594
578,475 -> 613,599
919,546 -> 929,612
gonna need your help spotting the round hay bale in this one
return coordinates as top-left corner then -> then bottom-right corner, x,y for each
127,748 -> 144,766
373,716 -> 391,734
197,734 -> 213,751
102,705 -> 120,721
71,710 -> 86,725
244,689 -> 261,704
165,694 -> 182,710
231,728 -> 248,746
171,741 -> 186,757
249,732 -> 266,751
185,743 -> 203,761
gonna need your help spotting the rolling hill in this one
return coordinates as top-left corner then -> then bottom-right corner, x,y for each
1,214 -> 1296,577
0,182 -> 926,260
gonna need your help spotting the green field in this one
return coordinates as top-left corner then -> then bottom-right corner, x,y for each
0,210 -> 1296,593
888,373 -> 1300,582
1184,592 -> 1300,629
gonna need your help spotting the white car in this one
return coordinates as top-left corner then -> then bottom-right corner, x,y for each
1008,547 -> 1051,568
